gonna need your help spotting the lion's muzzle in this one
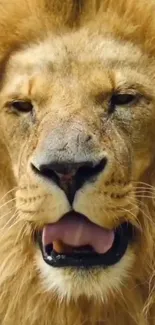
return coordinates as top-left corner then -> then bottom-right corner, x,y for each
30,121 -> 108,204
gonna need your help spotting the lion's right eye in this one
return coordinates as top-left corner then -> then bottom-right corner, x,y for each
11,101 -> 33,113
111,94 -> 136,106
108,93 -> 138,114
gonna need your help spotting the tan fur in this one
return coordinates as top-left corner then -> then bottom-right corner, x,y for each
1,0 -> 155,324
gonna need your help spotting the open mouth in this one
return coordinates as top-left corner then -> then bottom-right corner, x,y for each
37,212 -> 134,268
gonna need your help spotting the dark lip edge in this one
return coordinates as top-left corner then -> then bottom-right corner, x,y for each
36,222 -> 134,268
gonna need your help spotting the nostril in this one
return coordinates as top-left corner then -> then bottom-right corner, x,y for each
31,158 -> 107,185
85,135 -> 93,142
31,162 -> 60,187
31,157 -> 107,204
75,158 -> 107,191
77,158 -> 107,179
39,161 -> 96,176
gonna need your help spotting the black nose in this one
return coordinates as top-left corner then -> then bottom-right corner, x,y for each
31,159 -> 107,204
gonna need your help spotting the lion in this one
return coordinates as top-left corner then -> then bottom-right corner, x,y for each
1,0 -> 155,324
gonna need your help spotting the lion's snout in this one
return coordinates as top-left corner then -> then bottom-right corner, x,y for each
30,123 -> 108,204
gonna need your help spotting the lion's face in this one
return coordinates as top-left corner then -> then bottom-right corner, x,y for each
1,29 -> 155,301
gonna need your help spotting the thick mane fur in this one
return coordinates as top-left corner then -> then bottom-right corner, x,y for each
1,1 -> 155,324
0,0 -> 155,55
0,0 -> 155,54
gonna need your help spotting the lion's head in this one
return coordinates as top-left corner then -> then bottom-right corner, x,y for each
1,0 -> 155,324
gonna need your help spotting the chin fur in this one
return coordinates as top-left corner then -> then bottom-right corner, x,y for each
36,248 -> 135,302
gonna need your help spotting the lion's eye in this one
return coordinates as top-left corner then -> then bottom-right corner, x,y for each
11,101 -> 33,113
109,93 -> 137,113
110,94 -> 136,110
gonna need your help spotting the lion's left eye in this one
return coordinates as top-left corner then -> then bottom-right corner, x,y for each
11,101 -> 33,113
111,94 -> 136,108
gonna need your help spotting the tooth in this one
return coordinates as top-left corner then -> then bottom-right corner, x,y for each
53,241 -> 73,254
53,240 -> 65,254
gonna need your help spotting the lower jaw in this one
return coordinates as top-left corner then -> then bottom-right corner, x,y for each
37,223 -> 134,269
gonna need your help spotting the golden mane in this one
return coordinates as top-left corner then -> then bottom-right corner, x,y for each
0,0 -> 155,56
0,1 -> 154,48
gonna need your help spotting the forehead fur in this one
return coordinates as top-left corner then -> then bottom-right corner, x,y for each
3,34 -> 151,105
9,35 -> 142,72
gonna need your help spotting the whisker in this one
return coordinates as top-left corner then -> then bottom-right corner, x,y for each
0,197 -> 17,211
3,217 -> 23,233
132,186 -> 154,190
120,206 -> 141,229
136,195 -> 155,199
132,181 -> 154,189
14,220 -> 30,244
0,203 -> 24,232
0,211 -> 20,232
0,206 -> 17,221
120,207 -> 137,219
0,200 -> 25,224
133,189 -> 155,193
0,186 -> 18,203
127,199 -> 154,225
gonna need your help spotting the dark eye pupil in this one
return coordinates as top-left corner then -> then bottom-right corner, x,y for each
12,101 -> 33,112
111,94 -> 135,106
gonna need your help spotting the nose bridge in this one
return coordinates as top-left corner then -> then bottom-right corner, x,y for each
41,121 -> 93,160
34,114 -> 101,169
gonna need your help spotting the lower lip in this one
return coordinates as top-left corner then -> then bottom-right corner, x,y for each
37,223 -> 133,268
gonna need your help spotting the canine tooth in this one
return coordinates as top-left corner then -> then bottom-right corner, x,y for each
53,240 -> 64,253
53,241 -> 75,254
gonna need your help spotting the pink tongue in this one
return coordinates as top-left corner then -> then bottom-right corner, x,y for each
42,214 -> 114,254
